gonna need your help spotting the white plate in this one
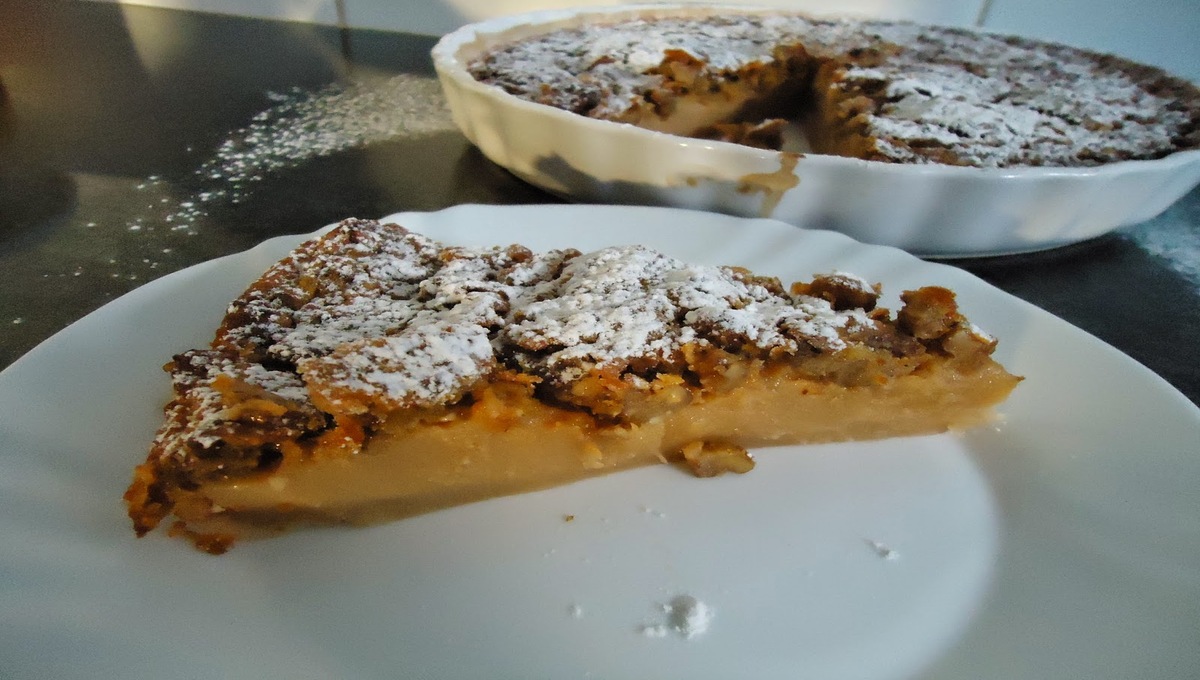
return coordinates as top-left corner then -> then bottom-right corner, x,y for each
433,4 -> 1200,257
1,205 -> 1197,679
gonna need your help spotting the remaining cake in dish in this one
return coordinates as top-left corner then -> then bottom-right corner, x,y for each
467,12 -> 1200,168
125,218 -> 1020,553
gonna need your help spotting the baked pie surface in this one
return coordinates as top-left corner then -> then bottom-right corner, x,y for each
467,12 -> 1200,168
125,218 -> 1020,552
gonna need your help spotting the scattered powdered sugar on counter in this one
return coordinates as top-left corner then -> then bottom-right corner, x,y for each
640,595 -> 714,640
130,74 -> 452,235
197,75 -> 452,198
1123,207 -> 1200,294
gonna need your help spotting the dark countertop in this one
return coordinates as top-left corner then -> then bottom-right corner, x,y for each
2,0 -> 1198,406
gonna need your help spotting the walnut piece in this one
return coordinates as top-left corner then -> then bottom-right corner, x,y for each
680,441 -> 756,477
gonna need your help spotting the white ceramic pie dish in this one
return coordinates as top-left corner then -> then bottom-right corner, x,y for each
431,4 -> 1200,257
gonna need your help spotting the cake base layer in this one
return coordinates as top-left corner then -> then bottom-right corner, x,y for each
169,359 -> 1018,547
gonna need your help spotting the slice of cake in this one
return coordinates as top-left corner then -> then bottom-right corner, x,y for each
125,218 -> 1020,553
467,12 -> 1200,168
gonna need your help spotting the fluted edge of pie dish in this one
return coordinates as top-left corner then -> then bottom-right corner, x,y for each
432,4 -> 1200,257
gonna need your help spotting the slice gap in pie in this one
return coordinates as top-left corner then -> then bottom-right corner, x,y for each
124,218 -> 1020,553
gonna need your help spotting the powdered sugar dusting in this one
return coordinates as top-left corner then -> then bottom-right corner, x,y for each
175,75 -> 452,232
842,22 -> 1195,166
261,222 -> 870,404
504,245 -> 868,385
469,13 -> 1198,168
471,16 -> 797,119
640,595 -> 714,640
300,322 -> 496,411
116,75 -> 452,240
152,349 -> 319,460
1124,201 -> 1200,294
